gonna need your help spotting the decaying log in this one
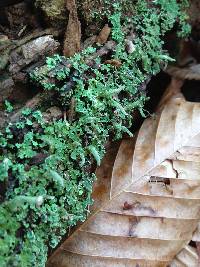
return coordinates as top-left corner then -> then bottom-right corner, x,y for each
9,35 -> 60,74
0,90 -> 58,130
0,29 -> 61,105
0,28 -> 61,70
31,40 -> 116,89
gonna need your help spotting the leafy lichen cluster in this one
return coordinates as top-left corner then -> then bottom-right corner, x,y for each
0,1 -> 190,266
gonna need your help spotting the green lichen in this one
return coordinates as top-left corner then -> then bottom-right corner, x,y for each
0,1 -> 190,266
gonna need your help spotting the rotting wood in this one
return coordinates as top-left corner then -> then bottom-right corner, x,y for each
0,28 -> 61,66
30,40 -> 117,92
0,90 -> 56,130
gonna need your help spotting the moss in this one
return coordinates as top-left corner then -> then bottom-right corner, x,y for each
35,0 -> 67,26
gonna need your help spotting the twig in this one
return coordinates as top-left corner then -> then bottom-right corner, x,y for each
68,97 -> 76,122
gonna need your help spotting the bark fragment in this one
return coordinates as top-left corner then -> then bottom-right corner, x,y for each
63,0 -> 81,57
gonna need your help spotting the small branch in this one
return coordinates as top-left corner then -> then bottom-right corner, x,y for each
68,97 -> 76,122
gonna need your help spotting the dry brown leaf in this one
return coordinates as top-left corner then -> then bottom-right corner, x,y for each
170,245 -> 198,266
47,85 -> 200,266
95,24 -> 111,45
166,64 -> 200,80
191,224 -> 200,264
196,242 -> 200,265
104,59 -> 122,67
156,78 -> 184,112
192,222 -> 200,242
63,0 -> 81,57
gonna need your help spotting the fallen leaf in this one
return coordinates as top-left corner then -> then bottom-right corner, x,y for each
170,245 -> 198,266
196,242 -> 200,265
104,59 -> 122,67
166,64 -> 200,80
47,81 -> 200,266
